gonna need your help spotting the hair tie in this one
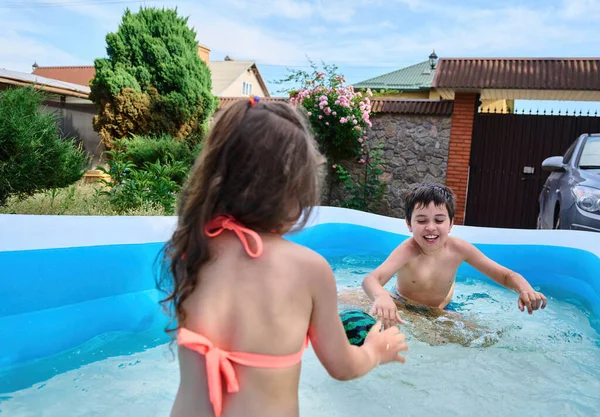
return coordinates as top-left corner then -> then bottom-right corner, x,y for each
249,96 -> 260,106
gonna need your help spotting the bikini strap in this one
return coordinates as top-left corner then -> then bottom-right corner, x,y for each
204,214 -> 264,258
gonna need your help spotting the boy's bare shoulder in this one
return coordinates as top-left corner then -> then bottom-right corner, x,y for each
447,236 -> 476,255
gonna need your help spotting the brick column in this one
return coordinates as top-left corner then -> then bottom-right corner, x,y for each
446,93 -> 478,225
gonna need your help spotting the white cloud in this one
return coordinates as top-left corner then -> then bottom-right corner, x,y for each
561,0 -> 600,18
219,0 -> 314,19
0,0 -> 597,80
0,31 -> 83,73
33,0 -> 122,28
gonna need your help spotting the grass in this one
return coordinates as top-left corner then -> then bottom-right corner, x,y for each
0,182 -> 168,216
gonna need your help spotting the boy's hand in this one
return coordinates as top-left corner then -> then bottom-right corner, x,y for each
369,293 -> 404,329
518,290 -> 547,314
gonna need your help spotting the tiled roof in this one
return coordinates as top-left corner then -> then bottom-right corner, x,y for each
433,58 -> 600,90
352,61 -> 436,91
32,66 -> 95,87
217,97 -> 452,116
216,96 -> 286,109
370,98 -> 453,115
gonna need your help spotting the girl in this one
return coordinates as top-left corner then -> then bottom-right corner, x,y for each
158,97 -> 408,417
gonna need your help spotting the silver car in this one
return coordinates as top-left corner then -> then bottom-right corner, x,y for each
538,133 -> 600,232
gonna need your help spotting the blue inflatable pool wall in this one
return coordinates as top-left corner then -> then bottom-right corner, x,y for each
1,208 -> 599,372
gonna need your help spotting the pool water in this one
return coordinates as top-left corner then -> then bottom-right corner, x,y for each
1,255 -> 599,417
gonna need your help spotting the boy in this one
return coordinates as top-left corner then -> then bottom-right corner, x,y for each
362,183 -> 547,329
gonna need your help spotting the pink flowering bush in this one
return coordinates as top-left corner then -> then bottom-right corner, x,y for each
288,69 -> 373,161
276,61 -> 385,213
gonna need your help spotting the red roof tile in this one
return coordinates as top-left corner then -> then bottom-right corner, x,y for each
370,98 -> 453,115
32,66 -> 95,87
216,96 -> 287,109
217,97 -> 452,116
433,58 -> 600,91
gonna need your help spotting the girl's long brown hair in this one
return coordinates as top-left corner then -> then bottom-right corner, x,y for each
157,99 -> 323,335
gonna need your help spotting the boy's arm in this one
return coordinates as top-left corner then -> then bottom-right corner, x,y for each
458,239 -> 547,314
362,238 -> 415,300
362,239 -> 417,327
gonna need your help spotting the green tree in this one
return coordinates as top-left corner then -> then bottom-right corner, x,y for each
0,87 -> 88,206
90,6 -> 217,146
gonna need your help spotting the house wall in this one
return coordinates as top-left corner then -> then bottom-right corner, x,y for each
480,99 -> 514,113
220,69 -> 268,97
197,44 -> 210,64
428,90 -> 442,100
324,112 -> 452,219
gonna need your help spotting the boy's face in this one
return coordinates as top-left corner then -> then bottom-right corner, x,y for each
406,202 -> 453,252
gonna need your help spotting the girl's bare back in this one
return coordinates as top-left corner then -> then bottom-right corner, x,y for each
171,233 -> 316,417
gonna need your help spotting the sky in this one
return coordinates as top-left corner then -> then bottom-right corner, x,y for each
1,0 -> 600,112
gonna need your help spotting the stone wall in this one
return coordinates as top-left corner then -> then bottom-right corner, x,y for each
323,113 -> 452,219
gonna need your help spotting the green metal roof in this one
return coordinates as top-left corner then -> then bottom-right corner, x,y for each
353,61 -> 435,91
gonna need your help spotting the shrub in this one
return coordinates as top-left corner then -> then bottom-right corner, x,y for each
97,139 -> 187,214
0,87 -> 88,206
277,60 -> 385,212
123,134 -> 202,184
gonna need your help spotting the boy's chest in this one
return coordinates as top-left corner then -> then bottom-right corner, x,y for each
400,256 -> 461,289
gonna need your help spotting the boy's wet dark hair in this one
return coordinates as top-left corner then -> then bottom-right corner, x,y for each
157,99 -> 324,335
405,183 -> 456,223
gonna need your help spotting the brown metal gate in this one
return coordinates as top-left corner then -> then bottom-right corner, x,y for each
465,111 -> 600,229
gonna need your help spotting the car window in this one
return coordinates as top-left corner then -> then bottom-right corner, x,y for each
578,137 -> 600,167
562,140 -> 577,164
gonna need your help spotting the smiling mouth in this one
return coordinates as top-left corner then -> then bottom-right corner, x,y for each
424,235 -> 439,244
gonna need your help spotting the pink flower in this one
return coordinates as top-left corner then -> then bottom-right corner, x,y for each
367,88 -> 373,97
332,164 -> 337,169
340,117 -> 347,124
325,122 -> 329,125
353,119 -> 358,125
332,111 -> 337,116
358,138 -> 363,143
307,112 -> 312,116
359,159 -> 365,164
319,115 -> 323,119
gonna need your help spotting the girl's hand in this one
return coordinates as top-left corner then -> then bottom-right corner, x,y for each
363,321 -> 408,365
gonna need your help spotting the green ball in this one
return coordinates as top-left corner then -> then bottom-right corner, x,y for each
340,309 -> 377,346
